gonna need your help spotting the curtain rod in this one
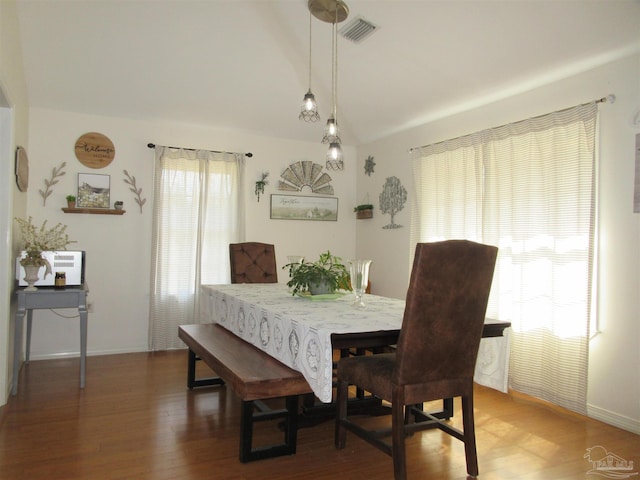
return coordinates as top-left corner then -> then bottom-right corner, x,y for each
409,94 -> 615,154
147,143 -> 253,158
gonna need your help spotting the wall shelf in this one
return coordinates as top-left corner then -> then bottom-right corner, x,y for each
62,208 -> 126,215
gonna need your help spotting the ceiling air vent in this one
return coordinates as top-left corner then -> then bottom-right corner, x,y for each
339,16 -> 378,44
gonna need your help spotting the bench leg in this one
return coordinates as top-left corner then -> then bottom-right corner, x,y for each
186,349 -> 225,389
239,395 -> 300,462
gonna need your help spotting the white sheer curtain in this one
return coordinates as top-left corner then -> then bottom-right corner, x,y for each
410,103 -> 597,414
148,146 -> 245,350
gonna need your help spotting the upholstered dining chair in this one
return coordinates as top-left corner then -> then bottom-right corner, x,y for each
229,242 -> 278,284
335,240 -> 498,479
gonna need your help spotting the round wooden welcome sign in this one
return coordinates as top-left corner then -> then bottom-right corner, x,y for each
74,132 -> 115,168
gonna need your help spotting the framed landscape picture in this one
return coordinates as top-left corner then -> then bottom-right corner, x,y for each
77,173 -> 110,208
270,194 -> 338,221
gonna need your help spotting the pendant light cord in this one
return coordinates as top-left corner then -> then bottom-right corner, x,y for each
308,12 -> 313,92
332,9 -> 338,120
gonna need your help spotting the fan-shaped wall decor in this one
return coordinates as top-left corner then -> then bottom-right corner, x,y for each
278,160 -> 334,195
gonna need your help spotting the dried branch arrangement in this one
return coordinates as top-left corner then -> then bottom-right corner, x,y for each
39,162 -> 67,206
123,170 -> 146,213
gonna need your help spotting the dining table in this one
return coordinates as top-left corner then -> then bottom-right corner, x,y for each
200,283 -> 511,404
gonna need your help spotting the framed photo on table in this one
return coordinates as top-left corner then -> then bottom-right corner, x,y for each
77,173 -> 110,208
270,194 -> 338,221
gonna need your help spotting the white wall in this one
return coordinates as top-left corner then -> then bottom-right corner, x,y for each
23,109 -> 356,358
356,53 -> 640,433
0,0 -> 30,405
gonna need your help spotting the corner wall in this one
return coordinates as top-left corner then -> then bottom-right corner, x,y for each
356,53 -> 640,433
22,108 -> 357,360
0,0 -> 30,407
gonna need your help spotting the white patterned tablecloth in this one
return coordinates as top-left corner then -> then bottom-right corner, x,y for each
201,283 -> 510,402
201,283 -> 404,403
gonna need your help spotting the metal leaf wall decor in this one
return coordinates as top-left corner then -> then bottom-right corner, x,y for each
39,162 -> 67,206
123,170 -> 146,213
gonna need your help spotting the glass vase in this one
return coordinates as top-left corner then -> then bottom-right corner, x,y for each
349,259 -> 372,308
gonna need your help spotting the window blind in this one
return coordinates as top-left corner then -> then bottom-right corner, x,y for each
410,102 -> 597,414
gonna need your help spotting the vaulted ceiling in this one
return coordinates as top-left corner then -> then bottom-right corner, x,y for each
16,0 -> 640,146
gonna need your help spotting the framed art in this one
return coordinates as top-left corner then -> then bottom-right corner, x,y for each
270,194 -> 338,221
77,173 -> 110,208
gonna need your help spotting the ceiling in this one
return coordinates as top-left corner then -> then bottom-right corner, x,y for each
16,0 -> 640,146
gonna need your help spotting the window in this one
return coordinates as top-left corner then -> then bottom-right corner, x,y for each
149,147 -> 245,350
410,103 -> 597,414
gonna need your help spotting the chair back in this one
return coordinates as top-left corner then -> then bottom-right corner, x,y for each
393,240 -> 497,386
229,242 -> 278,284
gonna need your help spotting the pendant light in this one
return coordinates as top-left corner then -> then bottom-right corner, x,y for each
299,11 -> 320,122
308,0 -> 348,171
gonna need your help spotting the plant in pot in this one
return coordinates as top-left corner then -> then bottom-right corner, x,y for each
66,195 -> 76,208
284,250 -> 351,296
354,203 -> 373,219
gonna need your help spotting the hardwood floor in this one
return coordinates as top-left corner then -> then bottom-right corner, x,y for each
1,351 -> 638,479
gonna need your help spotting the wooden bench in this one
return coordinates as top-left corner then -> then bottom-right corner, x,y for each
178,323 -> 312,462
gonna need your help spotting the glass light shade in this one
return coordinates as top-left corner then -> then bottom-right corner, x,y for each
326,142 -> 344,170
321,115 -> 340,144
299,90 -> 320,122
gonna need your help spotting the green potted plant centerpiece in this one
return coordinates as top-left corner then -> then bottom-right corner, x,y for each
284,250 -> 351,296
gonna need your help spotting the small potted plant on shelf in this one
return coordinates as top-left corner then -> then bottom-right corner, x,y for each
114,200 -> 124,210
66,195 -> 76,208
283,250 -> 351,296
354,203 -> 373,219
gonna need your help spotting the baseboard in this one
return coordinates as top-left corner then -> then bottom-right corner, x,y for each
28,346 -> 150,361
587,403 -> 640,434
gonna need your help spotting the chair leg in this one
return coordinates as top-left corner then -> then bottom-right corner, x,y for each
461,394 -> 479,477
391,387 -> 407,480
335,378 -> 348,449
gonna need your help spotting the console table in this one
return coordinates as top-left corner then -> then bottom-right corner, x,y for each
12,284 -> 89,395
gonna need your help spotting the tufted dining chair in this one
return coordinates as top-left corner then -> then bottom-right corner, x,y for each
335,240 -> 498,479
229,242 -> 278,284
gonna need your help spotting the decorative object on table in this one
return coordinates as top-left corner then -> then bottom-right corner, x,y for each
348,259 -> 372,308
15,146 -> 29,192
74,132 -> 115,169
123,169 -> 146,213
38,161 -> 67,206
66,195 -> 76,208
77,173 -> 110,208
379,175 -> 407,229
255,172 -> 269,202
354,203 -> 373,219
113,200 -> 124,210
14,216 -> 76,290
54,272 -> 66,289
286,255 -> 305,268
270,194 -> 338,221
283,250 -> 350,296
278,160 -> 333,195
364,155 -> 376,176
